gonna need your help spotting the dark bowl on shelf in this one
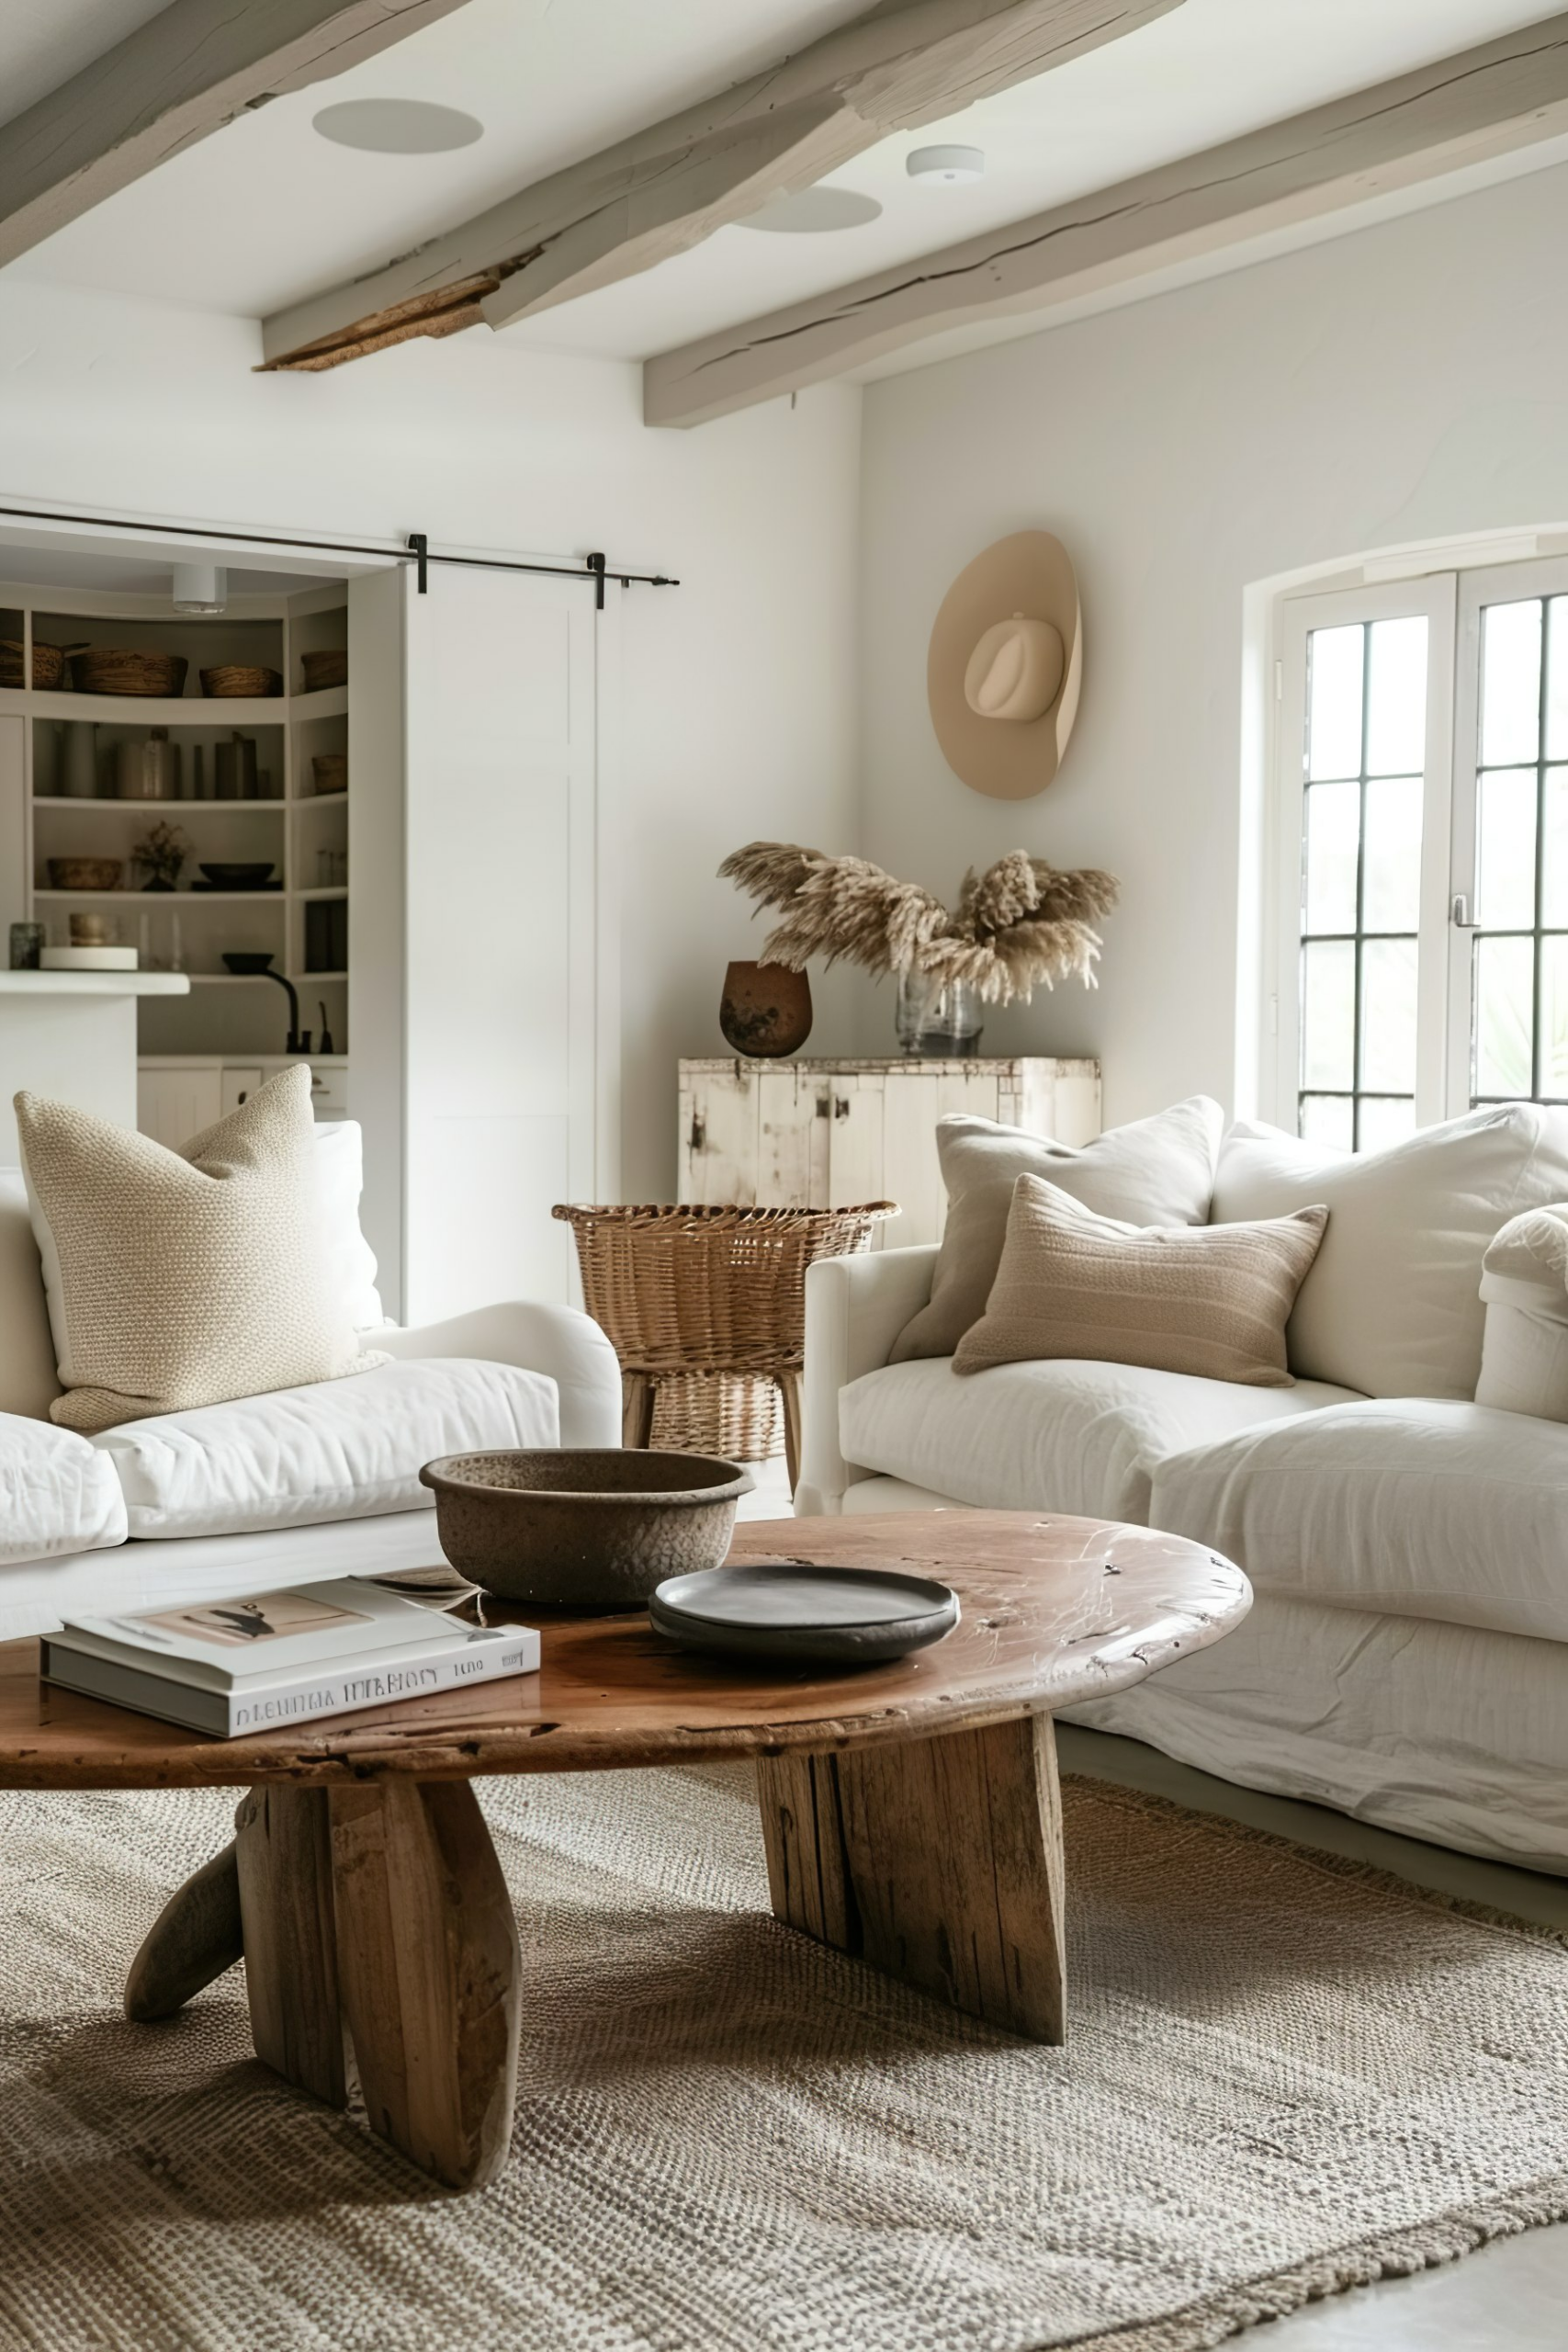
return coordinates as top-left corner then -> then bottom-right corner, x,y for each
221,952 -> 276,975
199,862 -> 275,889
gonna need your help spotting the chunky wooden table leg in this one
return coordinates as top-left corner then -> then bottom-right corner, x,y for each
328,1780 -> 521,2192
234,1786 -> 346,2108
757,1711 -> 1066,2042
125,1837 -> 243,2022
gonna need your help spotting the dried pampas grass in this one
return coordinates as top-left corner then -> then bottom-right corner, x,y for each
718,842 -> 1118,1004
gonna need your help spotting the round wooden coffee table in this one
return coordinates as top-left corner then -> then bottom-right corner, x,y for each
0,1513 -> 1247,2193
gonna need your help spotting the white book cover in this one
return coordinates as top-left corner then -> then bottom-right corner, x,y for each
58,1577 -> 460,1688
41,1621 -> 541,1738
225,1623 -> 540,1733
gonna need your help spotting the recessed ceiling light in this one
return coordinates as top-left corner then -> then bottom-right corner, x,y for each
738,187 -> 883,234
907,144 -> 986,185
312,99 -> 483,154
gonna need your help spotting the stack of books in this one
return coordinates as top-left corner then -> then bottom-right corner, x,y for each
39,1573 -> 537,1737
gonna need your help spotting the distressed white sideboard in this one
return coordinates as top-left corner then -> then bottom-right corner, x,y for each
677,1057 -> 1101,1247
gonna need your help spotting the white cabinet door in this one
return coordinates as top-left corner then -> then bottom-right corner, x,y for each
682,1066 -> 761,1204
880,1068 -> 1001,1245
138,1067 -> 222,1149
758,1065 -> 829,1206
220,1067 -> 264,1117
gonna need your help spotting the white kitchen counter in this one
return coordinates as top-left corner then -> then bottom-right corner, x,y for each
0,971 -> 190,996
0,969 -> 190,1157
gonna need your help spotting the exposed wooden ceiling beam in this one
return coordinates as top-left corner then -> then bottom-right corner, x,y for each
260,0 -> 1183,372
0,0 -> 472,273
645,11 -> 1568,428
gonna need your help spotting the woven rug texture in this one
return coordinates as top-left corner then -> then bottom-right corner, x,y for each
1,1762 -> 1565,2352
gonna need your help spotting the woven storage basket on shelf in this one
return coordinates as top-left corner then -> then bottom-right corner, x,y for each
199,664 -> 283,698
553,1201 -> 897,1476
69,648 -> 188,697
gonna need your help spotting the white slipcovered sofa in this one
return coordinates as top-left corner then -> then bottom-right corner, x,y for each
798,1104 -> 1568,1875
0,1127 -> 622,1639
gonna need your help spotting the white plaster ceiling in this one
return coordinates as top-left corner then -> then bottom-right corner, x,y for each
6,0 -> 1562,365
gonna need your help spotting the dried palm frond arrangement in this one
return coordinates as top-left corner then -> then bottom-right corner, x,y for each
718,843 -> 1119,1003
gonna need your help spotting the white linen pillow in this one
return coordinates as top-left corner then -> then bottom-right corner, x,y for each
0,1122 -> 381,1423
1212,1105 -> 1568,1399
0,1410 -> 127,1563
1476,1204 -> 1568,1420
310,1120 -> 386,1331
17,1067 -> 385,1434
93,1357 -> 559,1539
891,1095 -> 1224,1363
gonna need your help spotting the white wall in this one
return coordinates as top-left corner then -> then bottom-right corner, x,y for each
0,279 -> 863,1198
858,162 -> 1568,1126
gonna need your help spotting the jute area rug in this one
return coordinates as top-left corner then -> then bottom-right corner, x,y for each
2,1762 -> 1566,2352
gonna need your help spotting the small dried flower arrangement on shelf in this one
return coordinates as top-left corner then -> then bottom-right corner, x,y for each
131,821 -> 191,894
718,842 -> 1119,1001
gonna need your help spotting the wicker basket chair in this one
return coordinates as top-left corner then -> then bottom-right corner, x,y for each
552,1201 -> 898,1488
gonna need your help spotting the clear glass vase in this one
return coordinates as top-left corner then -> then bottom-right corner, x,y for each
895,969 -> 985,1057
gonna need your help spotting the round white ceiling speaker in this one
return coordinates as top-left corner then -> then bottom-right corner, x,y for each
312,99 -> 483,153
906,143 -> 986,185
739,187 -> 883,233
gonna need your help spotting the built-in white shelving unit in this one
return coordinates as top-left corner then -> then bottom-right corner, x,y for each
0,580 -> 351,1083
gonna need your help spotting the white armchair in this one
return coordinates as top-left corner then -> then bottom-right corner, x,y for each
796,1246 -> 938,1516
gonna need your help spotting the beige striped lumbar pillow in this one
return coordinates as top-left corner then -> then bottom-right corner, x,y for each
17,1065 -> 386,1434
953,1174 -> 1328,1387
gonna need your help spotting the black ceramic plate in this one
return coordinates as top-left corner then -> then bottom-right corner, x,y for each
649,1559 -> 959,1665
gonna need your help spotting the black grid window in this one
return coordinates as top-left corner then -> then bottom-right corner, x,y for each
1469,595 -> 1568,1109
1297,618 -> 1427,1151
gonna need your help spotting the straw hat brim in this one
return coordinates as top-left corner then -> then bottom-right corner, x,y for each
927,530 -> 1082,799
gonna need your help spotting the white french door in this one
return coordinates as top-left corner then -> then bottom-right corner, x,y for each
1272,553 -> 1568,1143
1447,557 -> 1568,1118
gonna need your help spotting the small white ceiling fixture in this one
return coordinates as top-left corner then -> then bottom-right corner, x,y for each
907,143 -> 986,185
739,187 -> 883,233
312,99 -> 483,154
171,563 -> 226,615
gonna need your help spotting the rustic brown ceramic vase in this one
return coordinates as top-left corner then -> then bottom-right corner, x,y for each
719,960 -> 813,1057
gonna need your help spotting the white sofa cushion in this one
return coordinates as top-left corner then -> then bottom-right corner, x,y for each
93,1356 -> 559,1539
1212,1105 -> 1568,1400
312,1120 -> 386,1331
1476,1204 -> 1568,1420
839,1355 -> 1361,1524
1150,1397 -> 1568,1643
0,1410 -> 127,1564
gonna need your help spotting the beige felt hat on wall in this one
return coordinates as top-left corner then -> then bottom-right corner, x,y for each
927,530 -> 1082,799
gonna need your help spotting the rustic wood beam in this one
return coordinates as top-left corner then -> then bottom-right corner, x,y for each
260,0 -> 1183,370
0,0 -> 473,272
645,11 -> 1568,427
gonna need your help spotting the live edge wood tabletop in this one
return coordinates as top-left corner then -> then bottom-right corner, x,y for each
0,1513 -> 1249,2195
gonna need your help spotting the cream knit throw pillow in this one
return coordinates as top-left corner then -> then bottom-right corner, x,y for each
953,1174 -> 1328,1388
16,1066 -> 386,1434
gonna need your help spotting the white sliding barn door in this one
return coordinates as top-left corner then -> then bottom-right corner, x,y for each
401,564 -> 606,1324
